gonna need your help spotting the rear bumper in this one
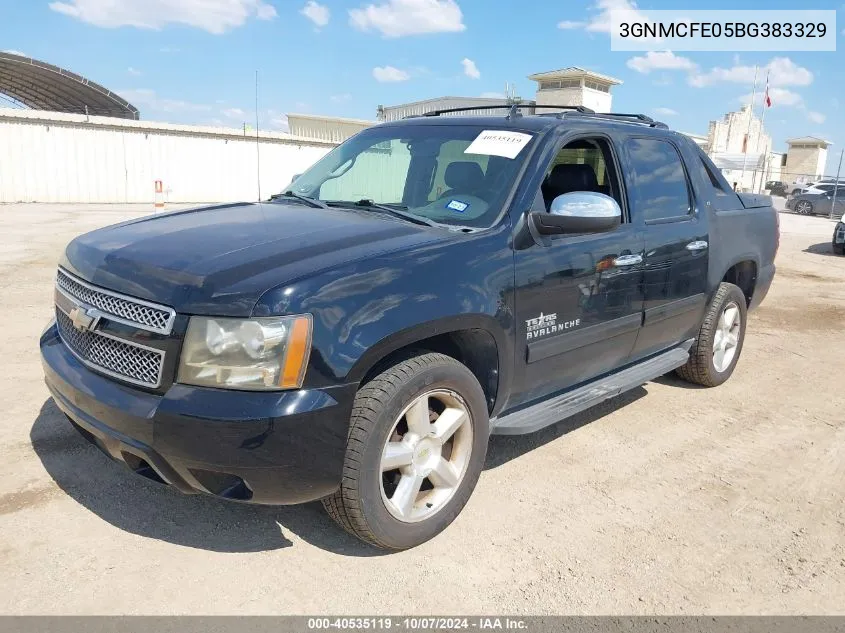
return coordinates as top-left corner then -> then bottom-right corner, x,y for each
749,263 -> 776,311
41,325 -> 357,505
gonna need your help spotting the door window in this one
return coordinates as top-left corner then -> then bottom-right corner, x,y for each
540,137 -> 624,216
625,138 -> 692,222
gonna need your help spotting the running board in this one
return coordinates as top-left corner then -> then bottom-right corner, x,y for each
490,342 -> 693,436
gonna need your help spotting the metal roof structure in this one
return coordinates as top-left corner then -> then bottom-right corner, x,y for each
0,52 -> 139,120
786,136 -> 832,147
527,66 -> 622,86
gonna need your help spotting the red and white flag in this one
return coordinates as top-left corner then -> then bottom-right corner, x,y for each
764,75 -> 772,108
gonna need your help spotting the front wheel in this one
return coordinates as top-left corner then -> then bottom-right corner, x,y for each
322,352 -> 489,550
676,282 -> 747,387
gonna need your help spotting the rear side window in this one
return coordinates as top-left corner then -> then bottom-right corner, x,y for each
625,138 -> 691,222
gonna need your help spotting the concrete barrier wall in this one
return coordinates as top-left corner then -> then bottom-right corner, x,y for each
0,109 -> 337,204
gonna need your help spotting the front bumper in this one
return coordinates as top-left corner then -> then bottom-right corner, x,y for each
40,325 -> 357,505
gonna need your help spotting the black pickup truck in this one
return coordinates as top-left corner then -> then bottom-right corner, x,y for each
40,106 -> 778,550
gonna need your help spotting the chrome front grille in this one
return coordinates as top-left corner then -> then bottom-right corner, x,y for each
56,309 -> 165,387
56,269 -> 175,334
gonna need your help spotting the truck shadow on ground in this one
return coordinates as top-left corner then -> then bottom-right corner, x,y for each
484,386 -> 647,469
33,388 -> 647,554
30,399 -> 384,557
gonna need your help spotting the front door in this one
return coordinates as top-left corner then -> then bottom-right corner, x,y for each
510,135 -> 645,408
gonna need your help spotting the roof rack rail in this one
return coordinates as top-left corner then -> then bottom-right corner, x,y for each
538,111 -> 669,129
403,104 -> 669,129
405,104 -> 595,119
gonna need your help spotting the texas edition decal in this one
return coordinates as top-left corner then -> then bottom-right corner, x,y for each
526,312 -> 581,341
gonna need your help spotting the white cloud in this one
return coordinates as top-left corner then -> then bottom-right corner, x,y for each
127,66 -> 141,76
270,114 -> 290,132
462,58 -> 480,79
480,91 -> 505,99
222,107 -> 246,119
690,57 -> 813,88
653,107 -> 678,116
558,0 -> 651,34
330,93 -> 352,103
119,88 -> 211,113
349,0 -> 465,38
2,49 -> 27,56
738,87 -> 803,108
301,1 -> 330,27
626,51 -> 696,74
48,0 -> 277,34
372,65 -> 410,82
807,111 -> 826,124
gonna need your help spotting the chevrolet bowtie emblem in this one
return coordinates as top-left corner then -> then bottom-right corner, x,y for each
68,306 -> 100,333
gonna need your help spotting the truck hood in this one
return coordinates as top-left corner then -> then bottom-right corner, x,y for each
61,202 -> 448,316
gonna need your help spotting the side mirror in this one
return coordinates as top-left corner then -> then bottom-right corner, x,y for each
529,192 -> 622,236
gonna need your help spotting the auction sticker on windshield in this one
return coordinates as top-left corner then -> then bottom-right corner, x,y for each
465,130 -> 533,159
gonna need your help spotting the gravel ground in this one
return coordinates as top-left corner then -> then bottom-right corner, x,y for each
1,200 -> 844,615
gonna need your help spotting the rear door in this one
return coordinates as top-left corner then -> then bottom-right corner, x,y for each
623,135 -> 709,360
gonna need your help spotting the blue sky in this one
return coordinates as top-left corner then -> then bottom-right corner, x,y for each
1,0 -> 843,170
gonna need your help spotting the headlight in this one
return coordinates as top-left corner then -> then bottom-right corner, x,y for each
177,315 -> 312,391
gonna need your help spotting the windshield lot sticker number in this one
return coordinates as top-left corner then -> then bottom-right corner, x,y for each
526,312 -> 581,341
446,199 -> 469,213
465,130 -> 532,159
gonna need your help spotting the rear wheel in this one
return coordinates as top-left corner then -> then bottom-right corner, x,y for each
795,200 -> 813,215
676,283 -> 747,387
322,352 -> 489,550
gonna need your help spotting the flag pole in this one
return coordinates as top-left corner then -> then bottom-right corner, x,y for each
739,64 -> 759,192
757,69 -> 771,193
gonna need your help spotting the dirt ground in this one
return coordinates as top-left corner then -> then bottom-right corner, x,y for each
1,201 -> 843,615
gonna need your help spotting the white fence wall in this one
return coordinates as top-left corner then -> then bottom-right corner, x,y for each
0,109 -> 337,203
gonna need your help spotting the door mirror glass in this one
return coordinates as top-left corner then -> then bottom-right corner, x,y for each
531,192 -> 622,236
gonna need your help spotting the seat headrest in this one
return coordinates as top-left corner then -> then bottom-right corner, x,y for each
546,163 -> 599,196
444,162 -> 485,191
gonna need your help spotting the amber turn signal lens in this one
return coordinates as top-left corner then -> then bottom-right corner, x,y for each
279,315 -> 312,389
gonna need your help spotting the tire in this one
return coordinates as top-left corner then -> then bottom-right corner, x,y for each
322,352 -> 489,550
833,239 -> 845,256
676,282 -> 747,387
795,200 -> 813,215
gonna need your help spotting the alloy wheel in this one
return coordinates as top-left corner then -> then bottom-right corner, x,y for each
380,390 -> 473,523
713,301 -> 741,373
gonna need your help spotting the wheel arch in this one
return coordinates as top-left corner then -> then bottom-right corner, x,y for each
348,315 -> 511,416
720,258 -> 759,307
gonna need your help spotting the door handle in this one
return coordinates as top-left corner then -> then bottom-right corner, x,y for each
613,254 -> 643,267
686,240 -> 708,252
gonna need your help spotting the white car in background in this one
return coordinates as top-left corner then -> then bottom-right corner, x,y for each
789,180 -> 845,197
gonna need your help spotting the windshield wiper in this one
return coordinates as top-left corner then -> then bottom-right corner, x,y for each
269,191 -> 329,209
336,199 -> 440,228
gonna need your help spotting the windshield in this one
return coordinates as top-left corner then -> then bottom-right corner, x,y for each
285,124 -> 535,229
